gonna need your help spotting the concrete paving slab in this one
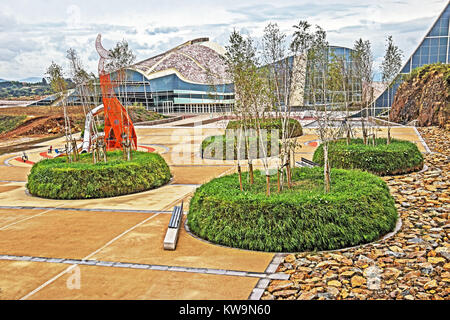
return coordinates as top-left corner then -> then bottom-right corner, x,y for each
27,265 -> 260,300
170,166 -> 232,185
91,215 -> 274,273
0,210 -> 155,259
0,184 -> 196,212
0,166 -> 29,181
0,208 -> 49,229
0,260 -> 67,300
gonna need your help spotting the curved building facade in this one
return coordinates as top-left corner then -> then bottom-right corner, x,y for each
110,38 -> 234,113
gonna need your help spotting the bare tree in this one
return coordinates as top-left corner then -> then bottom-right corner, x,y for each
46,61 -> 76,162
353,39 -> 374,145
306,26 -> 342,193
67,48 -> 103,162
224,30 -> 260,190
381,35 -> 403,144
261,22 -> 307,190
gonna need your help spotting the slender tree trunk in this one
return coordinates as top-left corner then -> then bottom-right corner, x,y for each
287,151 -> 293,188
361,116 -> 367,145
249,162 -> 254,185
346,123 -> 351,145
92,144 -> 97,164
387,125 -> 391,145
324,142 -> 331,193
277,167 -> 281,193
237,164 -> 243,191
266,174 -> 271,197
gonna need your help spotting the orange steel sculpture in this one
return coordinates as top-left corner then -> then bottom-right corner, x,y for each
96,34 -> 137,150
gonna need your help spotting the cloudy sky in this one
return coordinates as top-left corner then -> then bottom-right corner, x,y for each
0,0 -> 448,81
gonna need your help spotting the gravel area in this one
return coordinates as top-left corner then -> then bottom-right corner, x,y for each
261,126 -> 449,300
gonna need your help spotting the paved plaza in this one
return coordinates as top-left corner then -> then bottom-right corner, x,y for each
0,117 -> 437,300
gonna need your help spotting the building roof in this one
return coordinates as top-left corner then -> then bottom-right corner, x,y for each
130,38 -> 231,85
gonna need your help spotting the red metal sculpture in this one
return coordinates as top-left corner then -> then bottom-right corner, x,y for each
96,34 -> 137,150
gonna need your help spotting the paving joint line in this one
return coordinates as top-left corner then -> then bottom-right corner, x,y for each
0,205 -> 172,214
19,212 -> 162,300
0,254 -> 289,280
0,205 -> 65,231
248,253 -> 285,300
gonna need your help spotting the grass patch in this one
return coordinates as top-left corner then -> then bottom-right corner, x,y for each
0,115 -> 27,134
27,150 -> 171,199
188,167 -> 397,252
226,118 -> 303,138
313,138 -> 424,176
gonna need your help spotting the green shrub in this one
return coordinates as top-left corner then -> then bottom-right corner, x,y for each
201,134 -> 280,160
226,118 -> 303,138
27,150 -> 171,199
188,167 -> 397,252
313,138 -> 424,176
201,118 -> 302,160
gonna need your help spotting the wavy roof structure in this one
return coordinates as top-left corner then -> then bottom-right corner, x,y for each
131,38 -> 231,85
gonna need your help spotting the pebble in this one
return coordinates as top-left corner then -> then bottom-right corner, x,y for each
262,127 -> 449,301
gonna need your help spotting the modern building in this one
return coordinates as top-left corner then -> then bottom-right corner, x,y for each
303,46 -> 362,108
32,40 -> 361,112
113,37 -> 235,113
31,38 -> 235,112
373,2 -> 450,115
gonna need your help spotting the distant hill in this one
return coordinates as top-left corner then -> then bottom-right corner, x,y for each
19,77 -> 43,83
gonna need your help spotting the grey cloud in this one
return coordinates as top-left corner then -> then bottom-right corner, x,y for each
145,26 -> 179,35
330,16 -> 434,35
227,3 -> 368,23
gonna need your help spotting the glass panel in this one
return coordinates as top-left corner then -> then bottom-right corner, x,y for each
430,45 -> 439,55
440,18 -> 449,36
420,54 -> 430,65
401,60 -> 411,73
429,24 -> 440,37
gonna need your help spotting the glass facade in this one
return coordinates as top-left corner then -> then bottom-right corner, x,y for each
304,46 -> 362,108
374,3 -> 449,113
63,69 -> 234,113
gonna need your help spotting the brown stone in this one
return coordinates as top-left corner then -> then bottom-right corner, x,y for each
351,275 -> 366,288
424,280 -> 438,290
267,280 -> 293,293
327,280 -> 342,287
298,291 -> 316,300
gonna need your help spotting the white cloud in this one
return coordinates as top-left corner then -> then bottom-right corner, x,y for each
0,0 -> 447,80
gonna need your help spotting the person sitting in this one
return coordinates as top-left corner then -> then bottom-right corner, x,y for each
21,152 -> 28,162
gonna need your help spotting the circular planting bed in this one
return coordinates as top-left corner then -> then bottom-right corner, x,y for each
187,167 -> 397,252
226,118 -> 303,137
201,134 -> 280,160
201,118 -> 303,160
27,150 -> 171,199
313,138 -> 424,176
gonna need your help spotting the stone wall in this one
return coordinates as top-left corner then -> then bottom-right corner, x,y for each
390,64 -> 450,128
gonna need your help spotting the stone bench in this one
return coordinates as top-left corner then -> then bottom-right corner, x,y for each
296,157 -> 320,168
163,202 -> 184,250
